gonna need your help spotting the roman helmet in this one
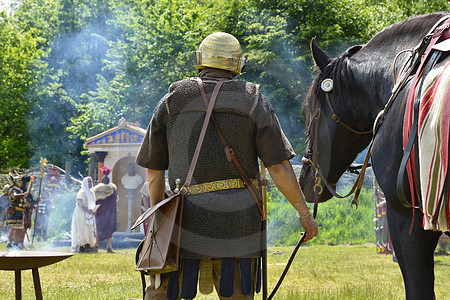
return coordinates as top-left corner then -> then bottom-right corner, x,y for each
194,32 -> 246,74
8,171 -> 22,186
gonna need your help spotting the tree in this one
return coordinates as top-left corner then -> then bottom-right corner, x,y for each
0,0 -> 447,171
0,9 -> 44,168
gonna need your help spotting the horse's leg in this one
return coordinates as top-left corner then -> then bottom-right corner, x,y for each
386,200 -> 441,300
371,86 -> 444,299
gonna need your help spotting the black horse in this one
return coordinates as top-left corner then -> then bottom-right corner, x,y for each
299,12 -> 449,300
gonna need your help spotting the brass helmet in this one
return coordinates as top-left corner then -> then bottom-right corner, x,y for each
194,32 -> 245,74
8,171 -> 21,186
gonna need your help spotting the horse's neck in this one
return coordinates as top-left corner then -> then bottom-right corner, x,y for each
344,54 -> 395,127
352,49 -> 396,108
351,29 -> 437,123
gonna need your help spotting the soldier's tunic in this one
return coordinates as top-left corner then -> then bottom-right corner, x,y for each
6,186 -> 26,229
136,72 -> 295,298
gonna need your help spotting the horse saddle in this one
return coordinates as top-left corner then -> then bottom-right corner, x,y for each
400,23 -> 450,232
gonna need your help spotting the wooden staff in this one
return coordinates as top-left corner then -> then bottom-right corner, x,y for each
260,160 -> 268,300
32,157 -> 47,245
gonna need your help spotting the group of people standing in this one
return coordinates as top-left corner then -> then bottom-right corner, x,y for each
0,172 -> 53,249
71,167 -> 118,253
1,167 -> 119,253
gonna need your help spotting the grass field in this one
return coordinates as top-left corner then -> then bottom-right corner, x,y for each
0,243 -> 448,299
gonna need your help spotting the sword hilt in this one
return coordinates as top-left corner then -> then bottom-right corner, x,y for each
174,178 -> 181,193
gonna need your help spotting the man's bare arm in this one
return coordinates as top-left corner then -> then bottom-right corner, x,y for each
147,169 -> 166,206
267,160 -> 318,242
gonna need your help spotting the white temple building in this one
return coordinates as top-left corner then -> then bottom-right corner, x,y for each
85,117 -> 147,232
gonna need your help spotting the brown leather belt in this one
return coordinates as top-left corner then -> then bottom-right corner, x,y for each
186,178 -> 259,195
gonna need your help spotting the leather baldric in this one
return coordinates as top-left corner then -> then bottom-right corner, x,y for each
184,79 -> 226,189
196,78 -> 264,218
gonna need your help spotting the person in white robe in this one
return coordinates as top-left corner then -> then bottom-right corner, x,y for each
71,177 -> 97,252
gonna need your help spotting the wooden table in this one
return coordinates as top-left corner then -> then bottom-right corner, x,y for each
0,251 -> 74,299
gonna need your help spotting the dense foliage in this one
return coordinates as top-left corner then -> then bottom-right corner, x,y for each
267,184 -> 376,245
0,0 -> 447,247
0,0 -> 447,172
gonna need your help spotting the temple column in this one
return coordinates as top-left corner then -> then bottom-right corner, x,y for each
95,151 -> 108,182
88,154 -> 97,181
88,152 -> 108,183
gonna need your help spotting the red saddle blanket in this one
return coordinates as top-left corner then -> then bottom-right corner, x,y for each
403,58 -> 450,232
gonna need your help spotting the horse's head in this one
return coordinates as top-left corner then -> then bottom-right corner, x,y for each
299,39 -> 374,203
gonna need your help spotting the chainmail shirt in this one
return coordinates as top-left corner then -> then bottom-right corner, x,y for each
136,74 -> 295,259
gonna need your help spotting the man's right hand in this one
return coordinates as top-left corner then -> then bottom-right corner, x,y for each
298,213 -> 318,242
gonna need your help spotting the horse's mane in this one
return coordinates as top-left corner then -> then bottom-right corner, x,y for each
365,12 -> 448,51
303,12 -> 449,140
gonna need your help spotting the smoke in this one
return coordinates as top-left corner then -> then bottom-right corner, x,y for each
48,25 -> 112,99
27,13 -> 121,176
12,169 -> 79,250
47,185 -> 78,243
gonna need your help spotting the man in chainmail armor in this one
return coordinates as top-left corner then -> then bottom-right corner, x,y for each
136,32 -> 318,299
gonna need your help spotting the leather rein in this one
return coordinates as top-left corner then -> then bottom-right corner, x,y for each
302,90 -> 373,213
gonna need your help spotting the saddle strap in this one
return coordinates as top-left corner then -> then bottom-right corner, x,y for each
397,115 -> 420,209
196,78 -> 264,217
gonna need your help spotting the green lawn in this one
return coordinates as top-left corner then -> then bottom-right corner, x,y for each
0,244 -> 448,299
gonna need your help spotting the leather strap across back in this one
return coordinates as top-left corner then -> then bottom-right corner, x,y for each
184,79 -> 226,188
196,78 -> 264,217
131,79 -> 226,231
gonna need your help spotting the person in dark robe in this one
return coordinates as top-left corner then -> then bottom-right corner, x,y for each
93,168 -> 118,253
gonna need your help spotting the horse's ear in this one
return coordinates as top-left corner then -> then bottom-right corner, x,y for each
310,38 -> 331,71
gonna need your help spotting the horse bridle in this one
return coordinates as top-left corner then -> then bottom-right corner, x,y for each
267,87 -> 371,300
324,92 -> 373,135
302,86 -> 373,211
302,14 -> 448,208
